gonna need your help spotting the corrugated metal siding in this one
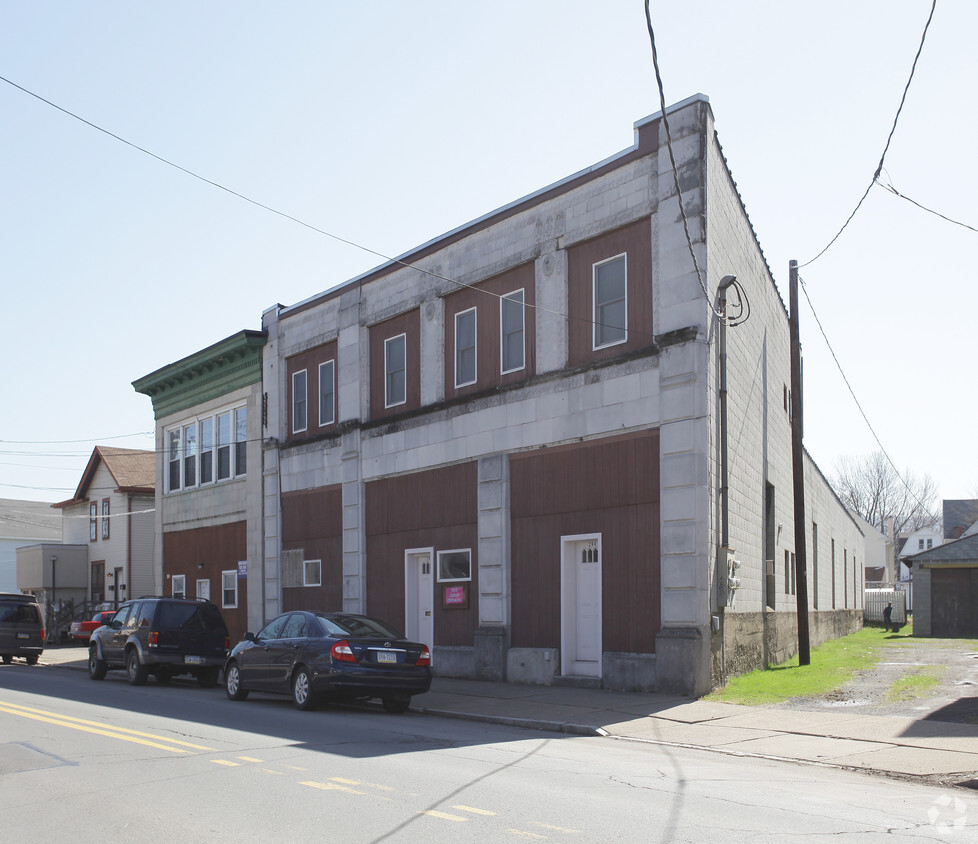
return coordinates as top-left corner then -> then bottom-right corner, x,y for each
365,463 -> 478,645
510,431 -> 660,652
281,486 -> 343,613
567,219 -> 653,366
163,521 -> 248,643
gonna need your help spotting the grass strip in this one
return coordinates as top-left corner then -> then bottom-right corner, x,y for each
705,625 -> 896,706
883,665 -> 944,703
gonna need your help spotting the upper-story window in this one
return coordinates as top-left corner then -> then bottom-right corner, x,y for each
90,502 -> 97,541
166,404 -> 247,493
455,308 -> 477,388
500,289 -> 525,374
385,334 -> 407,408
593,254 -> 627,349
292,370 -> 308,434
101,499 -> 110,540
318,361 -> 335,427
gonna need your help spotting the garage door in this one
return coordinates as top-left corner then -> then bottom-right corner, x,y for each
930,568 -> 978,638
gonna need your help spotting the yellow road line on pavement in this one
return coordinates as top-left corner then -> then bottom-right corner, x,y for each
211,760 -> 240,767
508,830 -> 546,839
0,699 -> 215,750
454,805 -> 496,816
0,704 -> 190,753
301,780 -> 366,795
532,822 -> 581,833
420,810 -> 468,822
237,756 -> 263,762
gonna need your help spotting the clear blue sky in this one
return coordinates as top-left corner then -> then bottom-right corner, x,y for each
2,1 -> 974,511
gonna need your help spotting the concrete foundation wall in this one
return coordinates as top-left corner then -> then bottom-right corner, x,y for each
713,609 -> 862,684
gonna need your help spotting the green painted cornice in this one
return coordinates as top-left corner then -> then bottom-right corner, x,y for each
133,330 -> 267,420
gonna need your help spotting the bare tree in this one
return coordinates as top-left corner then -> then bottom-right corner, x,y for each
832,452 -> 941,535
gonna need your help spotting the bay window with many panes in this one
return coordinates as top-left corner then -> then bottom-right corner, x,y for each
165,404 -> 248,493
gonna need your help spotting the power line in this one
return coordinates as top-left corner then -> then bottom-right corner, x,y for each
800,0 -> 937,268
0,431 -> 153,445
878,176 -> 978,234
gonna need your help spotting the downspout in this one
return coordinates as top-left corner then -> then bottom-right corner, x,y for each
716,275 -> 737,683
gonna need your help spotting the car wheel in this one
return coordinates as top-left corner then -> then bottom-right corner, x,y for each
382,695 -> 411,714
88,646 -> 107,680
292,666 -> 316,710
25,655 -> 39,666
197,667 -> 219,688
225,661 -> 249,700
126,649 -> 149,686
1,655 -> 12,665
156,667 -> 172,685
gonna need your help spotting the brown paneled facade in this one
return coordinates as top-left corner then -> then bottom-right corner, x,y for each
510,431 -> 660,653
443,262 -> 536,399
281,485 -> 344,613
286,340 -> 338,442
365,462 -> 478,646
567,219 -> 653,367
369,309 -> 420,420
163,520 -> 248,643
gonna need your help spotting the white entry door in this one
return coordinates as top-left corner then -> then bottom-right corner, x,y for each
404,548 -> 434,654
561,535 -> 602,678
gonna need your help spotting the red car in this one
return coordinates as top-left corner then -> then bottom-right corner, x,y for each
69,610 -> 116,644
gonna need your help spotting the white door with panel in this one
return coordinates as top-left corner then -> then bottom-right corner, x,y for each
404,548 -> 435,657
561,534 -> 602,678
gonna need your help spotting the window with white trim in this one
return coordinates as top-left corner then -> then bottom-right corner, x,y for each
101,498 -> 110,540
437,549 -> 472,582
196,578 -> 210,601
165,404 -> 247,493
292,370 -> 308,434
455,308 -> 477,387
172,574 -> 186,599
500,289 -> 525,374
89,502 -> 97,541
593,254 -> 627,349
318,361 -> 335,427
303,559 -> 322,587
222,570 -> 238,608
385,334 -> 407,408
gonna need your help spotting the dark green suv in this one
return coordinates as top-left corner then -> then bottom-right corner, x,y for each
88,597 -> 229,687
0,593 -> 44,665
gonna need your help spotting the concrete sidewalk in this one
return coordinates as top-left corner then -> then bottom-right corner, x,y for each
38,646 -> 978,786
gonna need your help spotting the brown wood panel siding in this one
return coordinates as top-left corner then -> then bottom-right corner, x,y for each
369,310 -> 420,420
281,485 -> 343,613
443,262 -> 536,398
286,340 -> 338,443
567,219 -> 653,366
365,463 -> 478,646
509,431 -> 660,652
163,521 -> 248,644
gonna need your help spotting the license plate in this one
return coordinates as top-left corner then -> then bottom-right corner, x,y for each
184,655 -> 204,665
376,651 -> 398,664
17,633 -> 29,640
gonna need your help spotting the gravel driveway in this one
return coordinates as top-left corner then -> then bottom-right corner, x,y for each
773,634 -> 978,724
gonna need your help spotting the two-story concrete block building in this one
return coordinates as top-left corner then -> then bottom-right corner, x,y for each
250,95 -> 864,696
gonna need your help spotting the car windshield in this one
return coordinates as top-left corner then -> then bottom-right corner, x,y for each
314,614 -> 404,639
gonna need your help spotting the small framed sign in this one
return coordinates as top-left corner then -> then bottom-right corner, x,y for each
442,584 -> 468,609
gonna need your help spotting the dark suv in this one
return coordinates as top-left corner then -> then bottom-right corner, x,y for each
0,593 -> 44,665
88,597 -> 229,687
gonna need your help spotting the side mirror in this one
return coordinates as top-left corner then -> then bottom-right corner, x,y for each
244,631 -> 256,642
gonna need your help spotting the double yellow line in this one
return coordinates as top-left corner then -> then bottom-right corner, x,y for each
0,699 -> 215,754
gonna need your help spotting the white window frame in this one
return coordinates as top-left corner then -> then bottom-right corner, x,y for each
172,574 -> 186,599
303,559 -> 322,587
318,360 -> 335,427
436,548 -> 472,583
234,406 -> 247,476
196,578 -> 210,601
385,333 -> 407,408
216,411 -> 232,481
500,289 -> 525,375
592,253 -> 628,350
221,570 -> 238,608
167,429 -> 182,492
292,369 -> 308,433
164,404 -> 247,495
454,308 -> 477,388
199,417 -> 214,485
183,423 -> 198,487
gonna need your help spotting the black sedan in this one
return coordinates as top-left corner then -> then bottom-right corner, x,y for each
224,611 -> 432,712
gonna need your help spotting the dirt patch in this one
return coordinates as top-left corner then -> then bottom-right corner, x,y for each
774,635 -> 978,724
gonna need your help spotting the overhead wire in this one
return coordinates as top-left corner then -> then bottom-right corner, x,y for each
800,0 -> 937,268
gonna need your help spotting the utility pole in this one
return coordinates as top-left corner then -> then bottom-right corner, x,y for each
789,260 -> 811,665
